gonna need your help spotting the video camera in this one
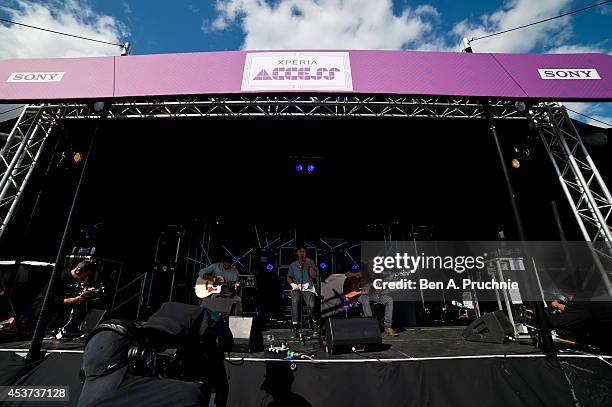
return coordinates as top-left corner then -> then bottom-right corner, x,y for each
78,302 -> 232,407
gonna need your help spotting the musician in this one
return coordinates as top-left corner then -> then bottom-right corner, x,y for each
198,255 -> 242,316
345,269 -> 398,336
546,291 -> 612,352
287,246 -> 319,338
32,260 -> 96,328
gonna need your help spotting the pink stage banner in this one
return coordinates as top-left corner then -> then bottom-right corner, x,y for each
0,56 -> 114,101
0,50 -> 610,101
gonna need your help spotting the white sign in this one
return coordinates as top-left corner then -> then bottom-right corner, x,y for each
7,72 -> 65,83
538,68 -> 600,80
241,52 -> 352,91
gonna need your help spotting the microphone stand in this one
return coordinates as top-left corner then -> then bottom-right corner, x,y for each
298,259 -> 306,344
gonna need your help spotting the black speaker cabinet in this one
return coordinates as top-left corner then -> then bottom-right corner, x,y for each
463,311 -> 514,344
228,316 -> 262,353
323,317 -> 382,354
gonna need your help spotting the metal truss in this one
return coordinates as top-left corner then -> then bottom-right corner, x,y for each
46,95 -> 527,120
534,105 -> 612,252
0,106 -> 58,240
534,104 -> 612,294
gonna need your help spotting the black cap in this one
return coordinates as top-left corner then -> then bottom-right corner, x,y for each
78,330 -> 130,406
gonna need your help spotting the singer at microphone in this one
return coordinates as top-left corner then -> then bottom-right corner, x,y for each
287,246 -> 320,338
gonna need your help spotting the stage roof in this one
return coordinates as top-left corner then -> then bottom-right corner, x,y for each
0,50 -> 610,102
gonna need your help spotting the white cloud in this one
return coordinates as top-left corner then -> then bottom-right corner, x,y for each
208,0 -> 439,50
207,0 -> 608,55
547,44 -> 609,54
0,0 -> 128,59
453,0 -> 574,53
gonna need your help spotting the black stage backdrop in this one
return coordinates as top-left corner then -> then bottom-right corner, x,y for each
5,351 -> 612,407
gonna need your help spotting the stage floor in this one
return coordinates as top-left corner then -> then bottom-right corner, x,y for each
233,326 -> 543,360
0,326 -> 545,359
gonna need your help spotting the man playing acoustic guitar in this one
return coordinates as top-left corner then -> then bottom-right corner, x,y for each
197,255 -> 242,316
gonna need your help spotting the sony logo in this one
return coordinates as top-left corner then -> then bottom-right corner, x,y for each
538,69 -> 600,80
7,72 -> 65,83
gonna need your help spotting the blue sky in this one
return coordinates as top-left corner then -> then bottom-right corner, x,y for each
0,0 -> 610,125
92,0 -> 612,55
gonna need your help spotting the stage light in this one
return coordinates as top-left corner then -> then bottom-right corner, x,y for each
511,158 -> 521,169
73,152 -> 83,163
289,156 -> 323,176
351,264 -> 360,271
92,101 -> 106,112
319,262 -> 327,269
583,132 -> 608,146
266,263 -> 274,270
514,101 -> 527,112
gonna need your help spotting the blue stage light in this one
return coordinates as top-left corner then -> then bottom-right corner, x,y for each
306,164 -> 315,172
266,263 -> 274,270
295,165 -> 303,172
319,262 -> 327,269
351,264 -> 360,271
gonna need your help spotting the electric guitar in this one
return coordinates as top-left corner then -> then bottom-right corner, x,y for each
342,275 -> 370,300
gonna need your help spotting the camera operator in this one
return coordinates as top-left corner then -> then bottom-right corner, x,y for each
78,318 -> 207,407
79,303 -> 230,407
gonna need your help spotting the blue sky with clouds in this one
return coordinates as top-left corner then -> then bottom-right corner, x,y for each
97,0 -> 612,55
0,0 -> 610,125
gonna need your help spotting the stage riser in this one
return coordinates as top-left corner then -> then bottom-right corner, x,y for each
2,352 -> 611,407
226,358 -> 582,407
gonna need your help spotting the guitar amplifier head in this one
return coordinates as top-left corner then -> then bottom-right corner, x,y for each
242,275 -> 256,288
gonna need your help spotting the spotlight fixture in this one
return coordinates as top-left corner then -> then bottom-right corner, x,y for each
511,144 -> 531,169
514,101 -> 527,112
289,156 -> 324,176
266,263 -> 274,271
92,101 -> 106,112
73,152 -> 83,163
319,262 -> 327,269
582,132 -> 608,146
